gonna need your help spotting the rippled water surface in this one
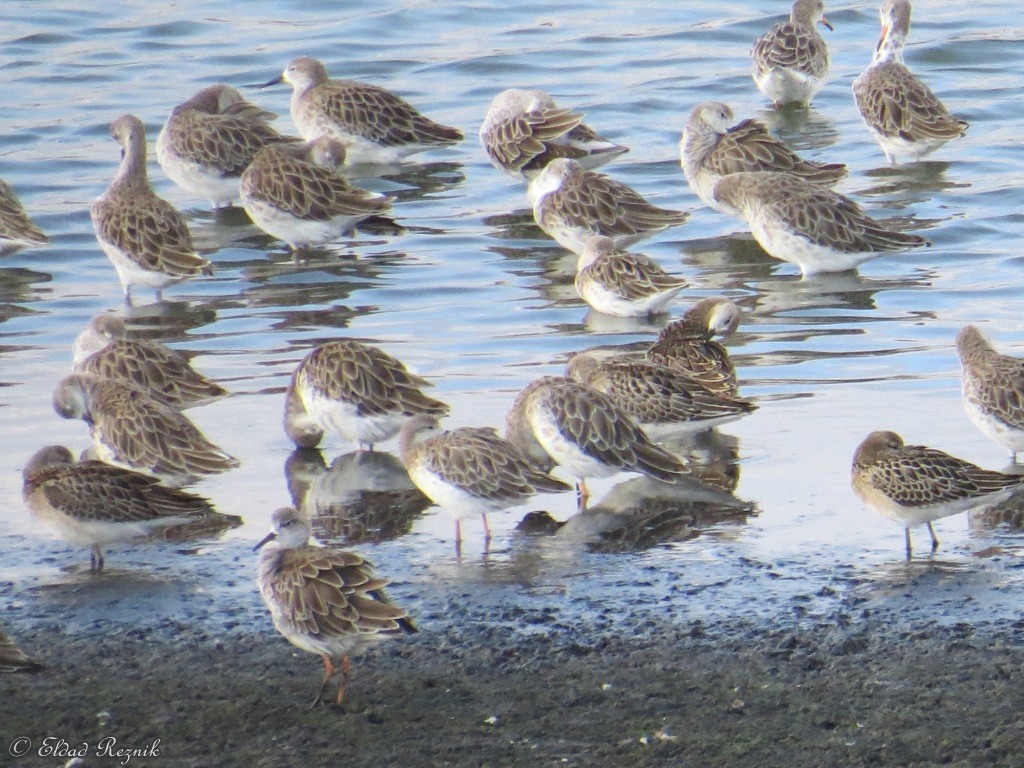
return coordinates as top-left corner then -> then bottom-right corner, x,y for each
3,0 -> 1024,608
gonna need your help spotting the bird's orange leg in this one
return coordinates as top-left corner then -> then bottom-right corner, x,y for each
311,655 -> 335,707
335,654 -> 351,705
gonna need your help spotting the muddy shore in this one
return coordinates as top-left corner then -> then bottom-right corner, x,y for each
4,533 -> 1024,767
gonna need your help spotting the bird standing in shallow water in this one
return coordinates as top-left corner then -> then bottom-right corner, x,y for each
852,0 -> 967,164
255,506 -> 416,706
645,297 -> 742,397
286,340 -> 449,451
22,445 -> 233,571
240,139 -> 393,251
566,352 -> 756,440
156,83 -> 300,208
261,55 -> 463,166
851,430 -> 1024,557
680,101 -> 846,214
528,158 -> 689,255
751,0 -> 833,107
52,373 -> 239,486
72,315 -> 228,410
713,171 -> 928,275
398,414 -> 570,548
479,88 -> 628,181
956,325 -> 1024,463
91,114 -> 211,304
573,235 -> 688,318
505,375 -> 691,510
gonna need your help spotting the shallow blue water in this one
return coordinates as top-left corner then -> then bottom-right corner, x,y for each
3,0 -> 1024,603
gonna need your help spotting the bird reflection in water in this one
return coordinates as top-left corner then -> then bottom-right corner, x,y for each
284,448 -> 430,546
518,475 -> 755,554
517,430 -> 753,553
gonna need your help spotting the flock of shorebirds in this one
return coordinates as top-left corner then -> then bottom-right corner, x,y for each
8,0 -> 1024,702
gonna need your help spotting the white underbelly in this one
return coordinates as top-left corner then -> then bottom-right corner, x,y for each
302,388 -> 407,445
527,401 -> 618,481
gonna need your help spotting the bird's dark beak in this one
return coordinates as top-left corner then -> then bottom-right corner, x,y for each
819,16 -> 834,31
252,75 -> 284,89
254,531 -> 277,551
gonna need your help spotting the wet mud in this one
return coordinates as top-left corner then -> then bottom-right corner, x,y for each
4,531 -> 1024,767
